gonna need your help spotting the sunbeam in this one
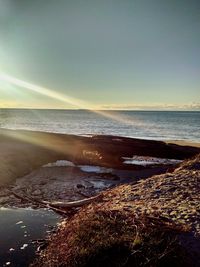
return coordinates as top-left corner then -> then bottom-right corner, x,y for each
0,72 -> 94,109
0,72 -> 147,128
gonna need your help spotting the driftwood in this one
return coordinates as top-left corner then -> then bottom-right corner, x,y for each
9,189 -> 101,214
42,194 -> 101,208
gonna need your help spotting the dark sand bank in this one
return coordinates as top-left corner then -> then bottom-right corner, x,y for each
0,129 -> 200,186
33,154 -> 200,267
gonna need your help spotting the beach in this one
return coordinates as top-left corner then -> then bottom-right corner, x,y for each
0,129 -> 200,266
1,0 -> 199,265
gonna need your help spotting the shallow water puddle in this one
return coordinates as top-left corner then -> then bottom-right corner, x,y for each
78,165 -> 113,173
0,207 -> 60,267
43,160 -> 113,174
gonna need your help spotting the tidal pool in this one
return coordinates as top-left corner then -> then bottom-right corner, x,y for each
0,207 -> 61,267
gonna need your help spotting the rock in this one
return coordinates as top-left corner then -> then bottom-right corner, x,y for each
76,184 -> 85,189
32,189 -> 42,196
0,196 -> 10,205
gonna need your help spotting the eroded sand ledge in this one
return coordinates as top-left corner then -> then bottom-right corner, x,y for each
0,129 -> 200,187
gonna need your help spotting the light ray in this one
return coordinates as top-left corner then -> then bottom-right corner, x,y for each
0,72 -> 145,126
0,72 -> 95,109
0,72 -> 163,151
0,72 -> 163,137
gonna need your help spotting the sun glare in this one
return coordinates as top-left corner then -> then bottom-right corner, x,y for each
0,72 -> 163,146
0,73 -> 93,109
0,72 -> 147,127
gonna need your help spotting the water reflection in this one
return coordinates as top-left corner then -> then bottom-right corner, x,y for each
0,207 -> 60,267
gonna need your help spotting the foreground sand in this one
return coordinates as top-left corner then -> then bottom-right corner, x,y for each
33,154 -> 200,267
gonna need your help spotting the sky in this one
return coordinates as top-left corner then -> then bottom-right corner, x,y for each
0,0 -> 199,110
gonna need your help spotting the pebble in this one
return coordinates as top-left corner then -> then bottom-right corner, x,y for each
16,221 -> 23,225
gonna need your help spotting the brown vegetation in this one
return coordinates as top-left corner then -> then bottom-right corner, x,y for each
33,210 -> 191,267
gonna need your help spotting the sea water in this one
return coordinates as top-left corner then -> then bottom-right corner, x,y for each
0,109 -> 199,142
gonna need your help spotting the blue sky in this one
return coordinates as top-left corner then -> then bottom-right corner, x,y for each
0,0 -> 199,110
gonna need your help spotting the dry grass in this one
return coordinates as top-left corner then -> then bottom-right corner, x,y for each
32,206 -> 191,267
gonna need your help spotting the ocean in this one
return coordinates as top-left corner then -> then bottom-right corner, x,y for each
0,109 -> 199,142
